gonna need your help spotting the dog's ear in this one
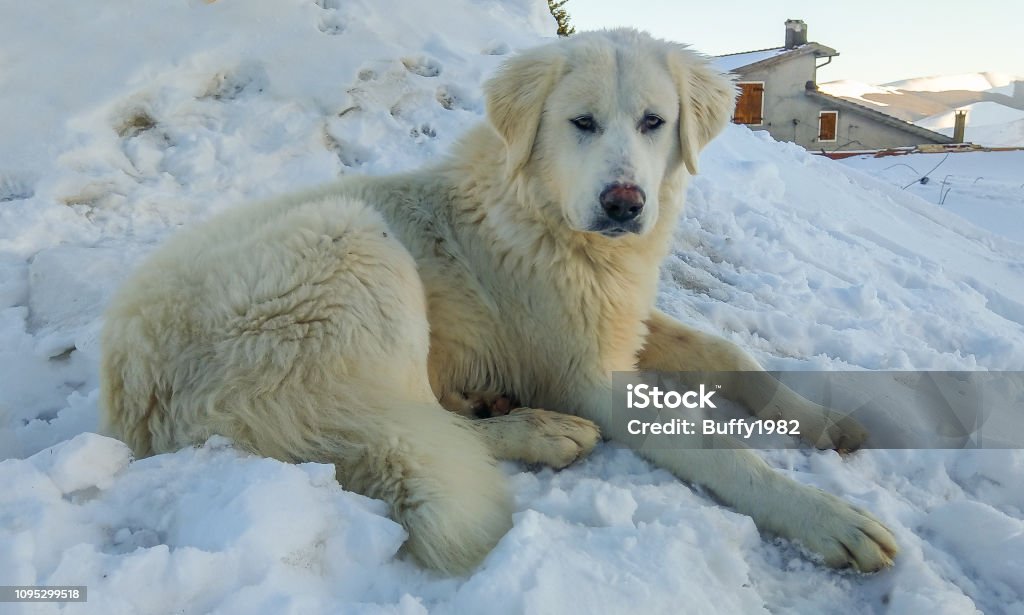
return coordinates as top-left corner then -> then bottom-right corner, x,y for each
666,48 -> 736,175
484,46 -> 566,176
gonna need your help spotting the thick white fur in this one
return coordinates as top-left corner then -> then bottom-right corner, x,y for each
101,30 -> 897,574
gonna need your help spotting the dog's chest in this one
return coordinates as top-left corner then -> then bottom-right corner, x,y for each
422,246 -> 654,404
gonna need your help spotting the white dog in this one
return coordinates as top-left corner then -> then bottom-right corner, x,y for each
101,29 -> 897,574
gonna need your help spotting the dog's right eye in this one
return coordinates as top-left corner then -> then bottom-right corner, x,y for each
569,115 -> 597,133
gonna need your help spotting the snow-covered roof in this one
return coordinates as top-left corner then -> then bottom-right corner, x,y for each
712,48 -> 787,72
713,43 -> 837,73
819,80 -> 904,107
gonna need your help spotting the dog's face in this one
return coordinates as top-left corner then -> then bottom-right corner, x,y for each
485,30 -> 735,238
537,54 -> 682,236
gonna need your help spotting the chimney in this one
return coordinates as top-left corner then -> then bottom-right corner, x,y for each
785,19 -> 807,49
953,109 -> 968,143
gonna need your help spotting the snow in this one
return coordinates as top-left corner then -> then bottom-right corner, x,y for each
2,0 -> 1024,613
954,117 -> 1024,149
838,150 -> 1024,244
914,103 -> 1024,148
918,102 -> 1024,131
713,48 -> 787,73
819,80 -> 903,107
883,72 -> 1017,93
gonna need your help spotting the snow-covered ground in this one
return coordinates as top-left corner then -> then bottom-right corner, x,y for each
838,150 -> 1024,245
2,1 -> 1024,613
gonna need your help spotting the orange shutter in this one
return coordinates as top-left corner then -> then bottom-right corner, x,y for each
733,83 -> 764,125
818,111 -> 837,141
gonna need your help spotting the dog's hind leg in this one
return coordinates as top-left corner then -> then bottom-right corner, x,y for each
328,395 -> 515,575
102,196 -> 513,575
639,308 -> 867,450
252,201 -> 516,574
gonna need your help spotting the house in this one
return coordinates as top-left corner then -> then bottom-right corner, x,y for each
715,20 -> 955,152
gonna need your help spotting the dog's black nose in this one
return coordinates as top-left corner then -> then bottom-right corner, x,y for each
599,183 -> 646,223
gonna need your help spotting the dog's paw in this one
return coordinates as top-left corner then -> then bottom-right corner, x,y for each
786,489 -> 898,572
798,414 -> 869,453
467,392 -> 516,418
440,390 -> 516,418
511,408 -> 601,469
823,414 -> 869,453
791,405 -> 869,452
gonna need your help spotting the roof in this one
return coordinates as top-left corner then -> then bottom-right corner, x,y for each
713,47 -> 788,72
714,43 -> 838,73
806,89 -> 956,144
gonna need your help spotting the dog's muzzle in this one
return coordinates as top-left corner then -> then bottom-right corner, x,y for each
599,182 -> 646,223
592,182 -> 646,236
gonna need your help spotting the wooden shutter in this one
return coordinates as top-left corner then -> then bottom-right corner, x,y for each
733,83 -> 764,125
818,111 -> 838,141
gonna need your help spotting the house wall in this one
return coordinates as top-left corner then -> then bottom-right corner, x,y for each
812,106 -> 949,151
737,54 -> 816,142
737,57 -> 946,151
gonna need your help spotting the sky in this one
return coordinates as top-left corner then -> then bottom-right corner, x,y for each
567,0 -> 1024,85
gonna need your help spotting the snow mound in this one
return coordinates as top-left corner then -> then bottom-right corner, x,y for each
954,117 -> 1024,148
883,72 -> 1017,93
915,102 -> 1024,148
918,101 -> 1024,130
1,435 -> 409,613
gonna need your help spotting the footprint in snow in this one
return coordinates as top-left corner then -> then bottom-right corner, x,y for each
409,124 -> 437,139
199,62 -> 268,101
0,174 -> 35,202
435,84 -> 476,111
113,107 -> 157,138
318,12 -> 345,35
323,126 -> 373,168
481,40 -> 510,55
401,55 -> 442,78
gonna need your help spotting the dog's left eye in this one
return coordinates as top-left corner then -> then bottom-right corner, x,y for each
570,115 -> 597,132
641,114 -> 665,133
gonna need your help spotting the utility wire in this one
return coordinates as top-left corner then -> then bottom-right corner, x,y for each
902,153 -> 950,190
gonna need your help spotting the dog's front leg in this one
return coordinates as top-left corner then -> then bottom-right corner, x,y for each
574,386 -> 897,572
471,408 -> 600,468
636,432 -> 897,572
638,308 -> 866,451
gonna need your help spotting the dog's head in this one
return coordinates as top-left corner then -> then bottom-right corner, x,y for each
485,29 -> 735,238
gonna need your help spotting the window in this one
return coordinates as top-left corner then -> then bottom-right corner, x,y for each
733,82 -> 764,125
818,110 -> 838,142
